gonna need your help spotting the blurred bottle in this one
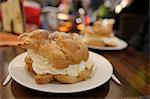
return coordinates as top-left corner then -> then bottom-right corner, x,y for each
41,6 -> 58,31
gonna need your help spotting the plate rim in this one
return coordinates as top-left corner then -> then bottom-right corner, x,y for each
8,51 -> 113,93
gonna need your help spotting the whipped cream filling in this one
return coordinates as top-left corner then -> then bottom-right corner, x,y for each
27,50 -> 93,77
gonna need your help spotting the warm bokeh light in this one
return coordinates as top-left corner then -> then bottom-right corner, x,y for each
65,22 -> 72,28
115,0 -> 133,14
58,26 -> 69,32
77,24 -> 85,30
115,5 -> 123,14
76,18 -> 82,24
57,13 -> 69,20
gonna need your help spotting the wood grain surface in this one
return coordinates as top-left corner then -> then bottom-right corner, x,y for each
0,46 -> 149,99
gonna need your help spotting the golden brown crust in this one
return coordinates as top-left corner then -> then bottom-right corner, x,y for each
93,20 -> 112,37
19,30 -> 89,69
83,38 -> 117,47
19,29 -> 92,84
25,56 -> 35,74
18,29 -> 50,50
80,20 -> 119,47
19,29 -> 49,42
93,26 -> 112,37
80,26 -> 96,37
38,43 -> 70,69
84,39 -> 105,47
80,20 -> 112,38
35,74 -> 54,84
105,42 -> 117,47
54,65 -> 93,84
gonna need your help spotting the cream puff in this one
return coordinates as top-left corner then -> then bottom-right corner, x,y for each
81,19 -> 119,47
19,29 -> 93,84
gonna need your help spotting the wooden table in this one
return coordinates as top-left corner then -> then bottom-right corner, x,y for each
0,46 -> 149,99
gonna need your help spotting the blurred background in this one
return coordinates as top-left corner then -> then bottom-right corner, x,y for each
0,0 -> 149,57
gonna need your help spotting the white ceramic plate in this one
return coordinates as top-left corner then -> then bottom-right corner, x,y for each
88,38 -> 128,50
8,51 -> 113,93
